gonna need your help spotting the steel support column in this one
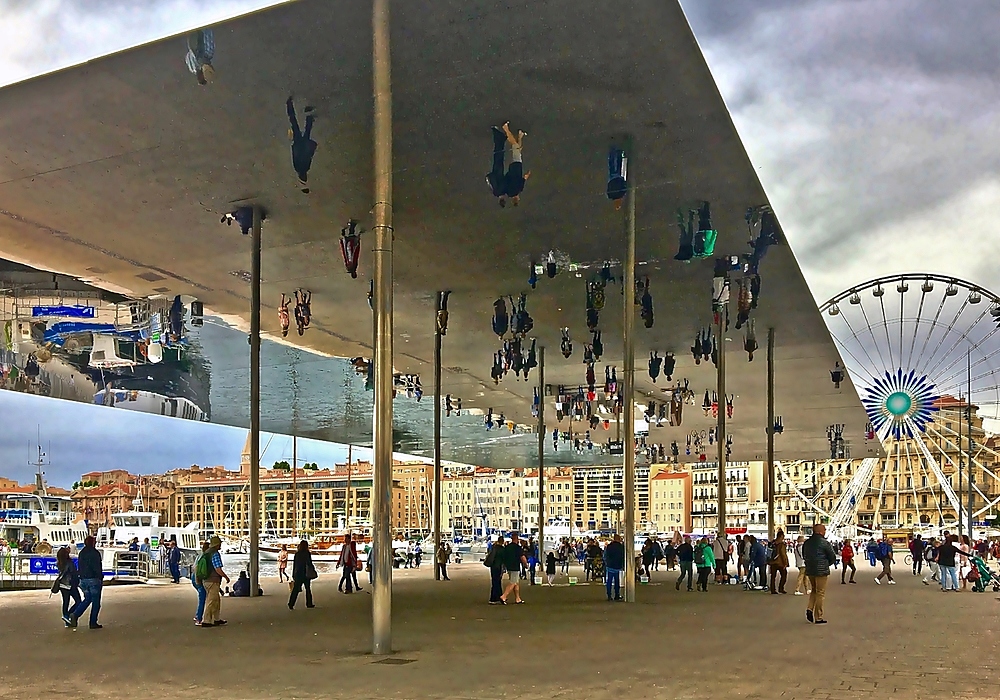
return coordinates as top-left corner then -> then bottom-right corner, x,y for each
716,300 -> 727,537
249,205 -> 261,597
537,346 -> 545,580
766,327 -> 775,542
622,143 -> 636,604
433,302 -> 442,580
371,0 -> 393,656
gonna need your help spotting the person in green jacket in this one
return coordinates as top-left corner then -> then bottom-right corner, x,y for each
695,537 -> 716,592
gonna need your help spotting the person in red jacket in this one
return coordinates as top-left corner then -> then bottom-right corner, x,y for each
840,541 -> 856,584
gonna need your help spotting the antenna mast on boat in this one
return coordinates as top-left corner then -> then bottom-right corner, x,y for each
29,425 -> 50,497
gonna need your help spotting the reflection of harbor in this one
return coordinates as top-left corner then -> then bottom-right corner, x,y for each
0,259 -> 211,421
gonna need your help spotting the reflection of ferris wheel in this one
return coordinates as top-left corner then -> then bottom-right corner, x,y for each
788,274 -> 1000,535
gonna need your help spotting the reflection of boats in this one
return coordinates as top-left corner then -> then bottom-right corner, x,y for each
93,388 -> 208,421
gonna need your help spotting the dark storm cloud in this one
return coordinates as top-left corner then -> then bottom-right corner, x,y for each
680,0 -> 1000,297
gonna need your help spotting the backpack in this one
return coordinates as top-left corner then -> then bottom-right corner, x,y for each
693,546 -> 706,566
483,547 -> 497,568
195,552 -> 212,582
924,547 -> 935,562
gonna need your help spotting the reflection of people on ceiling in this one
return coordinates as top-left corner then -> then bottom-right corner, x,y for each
663,353 -> 675,381
492,298 -> 509,339
169,295 -> 184,342
294,289 -> 311,335
286,97 -> 317,194
639,276 -> 654,328
221,206 -> 253,235
591,330 -> 603,361
744,319 -> 757,361
502,122 -> 530,207
561,327 -> 573,359
340,219 -> 363,278
436,291 -> 451,336
486,126 -> 508,205
607,146 -> 628,210
674,209 -> 694,262
185,29 -> 215,86
278,294 -> 290,337
546,250 -> 557,279
648,351 -> 662,382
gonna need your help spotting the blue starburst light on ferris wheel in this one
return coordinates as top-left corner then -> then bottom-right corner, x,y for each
861,369 -> 939,440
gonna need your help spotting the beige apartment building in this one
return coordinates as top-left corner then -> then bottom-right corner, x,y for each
649,469 -> 692,533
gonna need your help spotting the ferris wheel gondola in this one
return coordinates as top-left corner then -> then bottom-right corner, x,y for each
788,274 -> 1000,537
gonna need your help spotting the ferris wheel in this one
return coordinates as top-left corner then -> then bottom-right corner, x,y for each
787,274 -> 1000,535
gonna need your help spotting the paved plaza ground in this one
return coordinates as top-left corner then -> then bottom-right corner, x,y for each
1,560 -> 997,700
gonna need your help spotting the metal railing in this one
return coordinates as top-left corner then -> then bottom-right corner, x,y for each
0,550 -> 152,588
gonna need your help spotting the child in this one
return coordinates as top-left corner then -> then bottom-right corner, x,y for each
545,551 -> 557,586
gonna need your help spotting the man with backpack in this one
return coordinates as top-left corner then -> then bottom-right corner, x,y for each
874,538 -> 895,585
197,536 -> 230,627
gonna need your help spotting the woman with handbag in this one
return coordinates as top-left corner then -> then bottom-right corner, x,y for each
288,540 -> 316,609
53,546 -> 81,627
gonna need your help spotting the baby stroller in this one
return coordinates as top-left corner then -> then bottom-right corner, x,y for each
588,555 -> 606,583
969,555 -> 1000,593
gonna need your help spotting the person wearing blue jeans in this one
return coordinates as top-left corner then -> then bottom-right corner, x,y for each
603,534 -> 626,601
192,542 -> 208,625
70,536 -> 104,629
936,535 -> 969,591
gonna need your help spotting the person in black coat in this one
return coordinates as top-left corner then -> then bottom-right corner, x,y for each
288,540 -> 316,610
53,546 -> 81,626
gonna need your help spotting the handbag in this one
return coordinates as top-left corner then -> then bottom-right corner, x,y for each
307,564 -> 318,580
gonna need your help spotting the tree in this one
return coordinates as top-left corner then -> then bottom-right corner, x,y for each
272,461 -> 291,471
304,462 -> 319,470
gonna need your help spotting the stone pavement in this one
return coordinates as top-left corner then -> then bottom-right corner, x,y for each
0,560 -> 997,700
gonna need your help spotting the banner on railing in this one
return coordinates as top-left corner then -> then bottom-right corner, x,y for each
28,556 -> 59,575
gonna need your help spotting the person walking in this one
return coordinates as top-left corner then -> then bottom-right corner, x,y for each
793,535 -> 810,595
802,523 -> 836,624
486,535 -> 506,604
750,536 -> 768,589
695,537 -> 715,592
936,534 -> 971,592
675,535 -> 694,591
288,540 -> 316,610
874,538 -> 895,585
768,529 -> 789,594
436,541 -> 452,581
191,541 -> 209,626
499,534 -> 527,605
337,534 -> 357,594
840,540 -> 857,584
909,535 -> 926,576
200,536 -> 229,627
527,537 -> 538,585
53,546 -> 81,627
68,536 -> 104,630
604,534 -> 626,601
712,533 -> 730,583
922,538 -> 941,586
545,550 -> 557,585
277,544 -> 290,584
167,538 -> 182,583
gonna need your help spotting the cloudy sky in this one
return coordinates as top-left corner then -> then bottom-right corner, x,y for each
1,0 -> 997,484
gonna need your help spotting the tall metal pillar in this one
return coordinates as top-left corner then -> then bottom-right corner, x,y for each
432,302 -> 442,580
249,205 -> 262,597
766,327 -> 775,542
371,0 -> 394,656
716,297 -> 727,537
537,346 -> 545,576
622,141 -> 636,604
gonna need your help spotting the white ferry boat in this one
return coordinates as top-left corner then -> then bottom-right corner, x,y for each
96,499 -> 201,557
0,491 -> 89,550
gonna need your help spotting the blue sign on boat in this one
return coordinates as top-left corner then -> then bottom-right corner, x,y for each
29,556 -> 60,575
32,305 -> 96,319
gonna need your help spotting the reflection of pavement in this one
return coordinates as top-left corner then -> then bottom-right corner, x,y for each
4,561 -> 998,700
